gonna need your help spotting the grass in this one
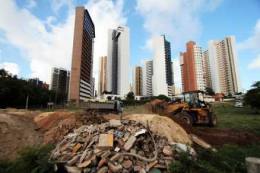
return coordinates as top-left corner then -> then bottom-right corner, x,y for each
212,102 -> 260,135
123,104 -> 151,114
170,144 -> 260,173
0,145 -> 55,173
124,101 -> 260,135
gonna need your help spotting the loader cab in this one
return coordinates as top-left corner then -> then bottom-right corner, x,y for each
183,90 -> 206,108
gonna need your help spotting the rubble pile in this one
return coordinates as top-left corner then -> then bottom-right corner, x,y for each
50,119 -> 194,173
34,111 -> 106,144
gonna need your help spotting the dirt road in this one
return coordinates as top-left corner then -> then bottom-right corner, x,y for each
0,110 -> 43,160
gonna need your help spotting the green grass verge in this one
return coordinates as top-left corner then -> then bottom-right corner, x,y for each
213,102 -> 260,135
170,144 -> 260,173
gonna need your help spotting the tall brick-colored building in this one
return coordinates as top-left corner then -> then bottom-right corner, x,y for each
99,56 -> 107,95
180,41 -> 206,92
69,7 -> 95,103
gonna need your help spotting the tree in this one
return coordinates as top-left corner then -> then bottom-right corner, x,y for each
205,87 -> 215,96
156,94 -> 170,102
244,81 -> 260,113
0,68 -> 53,109
126,91 -> 135,101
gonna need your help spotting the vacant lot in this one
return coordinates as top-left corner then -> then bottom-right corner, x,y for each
213,102 -> 260,135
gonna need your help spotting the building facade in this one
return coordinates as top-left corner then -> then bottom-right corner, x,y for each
133,66 -> 143,96
143,60 -> 153,96
180,41 -> 206,92
208,36 -> 240,95
106,26 -> 130,97
69,7 -> 95,103
152,35 -> 174,97
50,67 -> 70,103
202,50 -> 212,89
98,56 -> 107,95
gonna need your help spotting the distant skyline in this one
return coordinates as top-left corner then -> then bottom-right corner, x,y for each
0,0 -> 260,91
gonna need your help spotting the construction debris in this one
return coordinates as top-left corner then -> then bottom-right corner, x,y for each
50,119 -> 195,173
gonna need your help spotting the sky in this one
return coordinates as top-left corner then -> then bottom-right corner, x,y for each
0,0 -> 259,92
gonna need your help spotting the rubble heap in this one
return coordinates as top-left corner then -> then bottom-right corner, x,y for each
50,119 -> 195,173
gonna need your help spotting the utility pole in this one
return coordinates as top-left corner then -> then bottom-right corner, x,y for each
25,95 -> 29,110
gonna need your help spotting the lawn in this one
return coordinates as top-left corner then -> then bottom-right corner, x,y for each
213,102 -> 260,135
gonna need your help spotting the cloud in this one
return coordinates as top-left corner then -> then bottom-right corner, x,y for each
136,0 -> 222,50
248,55 -> 260,69
26,0 -> 37,9
85,0 -> 127,88
0,62 -> 20,75
238,19 -> 260,70
0,0 -> 74,83
238,19 -> 260,50
136,0 -> 222,87
0,0 -> 126,89
51,0 -> 73,13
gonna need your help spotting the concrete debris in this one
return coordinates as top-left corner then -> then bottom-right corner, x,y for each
50,119 -> 195,173
109,119 -> 122,127
97,134 -> 114,149
171,143 -> 196,156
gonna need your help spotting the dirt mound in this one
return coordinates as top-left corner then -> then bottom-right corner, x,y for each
124,114 -> 192,145
0,112 -> 42,160
192,128 -> 260,146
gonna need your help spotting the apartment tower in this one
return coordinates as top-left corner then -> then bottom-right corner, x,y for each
69,7 -> 95,103
152,35 -> 174,97
202,50 -> 212,89
51,67 -> 70,103
107,26 -> 130,96
98,56 -> 107,95
133,66 -> 143,96
143,60 -> 153,96
180,41 -> 206,92
208,36 -> 240,95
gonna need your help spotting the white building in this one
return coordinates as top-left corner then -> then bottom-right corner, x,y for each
193,45 -> 206,91
143,60 -> 153,96
107,26 -> 130,97
208,36 -> 240,95
152,35 -> 174,97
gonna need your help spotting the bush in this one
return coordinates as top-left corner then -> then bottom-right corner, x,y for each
0,145 -> 55,173
244,81 -> 260,112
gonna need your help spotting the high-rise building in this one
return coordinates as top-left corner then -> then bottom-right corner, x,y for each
107,26 -> 130,96
99,56 -> 107,95
133,66 -> 143,96
143,60 -> 153,96
202,50 -> 212,89
69,7 -> 95,103
152,35 -> 174,97
180,41 -> 206,92
208,36 -> 240,95
51,67 -> 70,102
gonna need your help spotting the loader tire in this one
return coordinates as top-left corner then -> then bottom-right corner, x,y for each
208,113 -> 217,127
175,112 -> 193,126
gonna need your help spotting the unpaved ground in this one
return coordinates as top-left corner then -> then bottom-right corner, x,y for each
191,128 -> 260,146
0,110 -> 43,160
1,108 -> 260,161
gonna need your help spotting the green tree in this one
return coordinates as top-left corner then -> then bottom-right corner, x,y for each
244,81 -> 260,113
0,69 -> 53,108
205,87 -> 215,96
126,91 -> 135,101
156,94 -> 170,102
